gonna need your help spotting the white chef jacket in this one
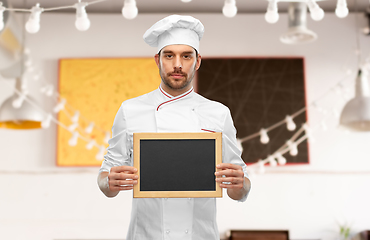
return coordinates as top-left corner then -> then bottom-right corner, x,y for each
100,86 -> 250,240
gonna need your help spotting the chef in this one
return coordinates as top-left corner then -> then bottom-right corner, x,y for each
97,15 -> 251,240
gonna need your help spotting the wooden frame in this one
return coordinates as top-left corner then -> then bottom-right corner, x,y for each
133,132 -> 222,198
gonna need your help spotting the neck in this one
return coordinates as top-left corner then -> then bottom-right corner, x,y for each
160,83 -> 193,97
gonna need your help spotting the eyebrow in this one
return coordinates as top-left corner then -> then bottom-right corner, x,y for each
162,50 -> 195,55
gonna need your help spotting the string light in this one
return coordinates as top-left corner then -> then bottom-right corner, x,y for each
12,90 -> 28,109
68,131 -> 79,146
267,155 -> 277,167
96,146 -> 106,160
41,114 -> 53,129
222,0 -> 237,18
307,0 -> 324,21
86,139 -> 96,150
275,153 -> 287,165
335,0 -> 349,18
285,115 -> 296,131
104,131 -> 111,144
287,140 -> 298,156
236,138 -> 244,152
122,0 -> 138,20
85,122 -> 94,134
53,98 -> 66,113
0,2 -> 5,31
74,1 -> 90,31
71,111 -> 80,123
265,0 -> 279,24
260,128 -> 270,144
25,4 -> 43,34
68,122 -> 79,131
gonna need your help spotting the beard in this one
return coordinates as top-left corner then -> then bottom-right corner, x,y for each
159,65 -> 196,91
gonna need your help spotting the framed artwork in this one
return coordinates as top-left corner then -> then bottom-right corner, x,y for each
57,58 -> 161,166
197,57 -> 308,164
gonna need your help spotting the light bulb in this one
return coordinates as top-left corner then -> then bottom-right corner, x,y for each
41,114 -> 52,129
268,156 -> 277,167
53,98 -> 66,113
181,0 -> 192,2
275,153 -> 287,165
104,131 -> 111,144
307,0 -> 324,21
71,111 -> 80,123
265,0 -> 279,24
25,4 -> 43,34
335,0 -> 348,18
222,0 -> 237,18
12,95 -> 25,109
0,3 -> 5,31
68,122 -> 79,131
96,146 -> 106,160
260,128 -> 270,144
287,140 -> 298,156
285,115 -> 296,131
236,138 -> 244,152
75,2 -> 90,31
86,139 -> 96,150
68,132 -> 79,146
85,122 -> 94,134
122,0 -> 138,20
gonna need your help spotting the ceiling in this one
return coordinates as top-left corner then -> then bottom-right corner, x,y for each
5,0 -> 370,14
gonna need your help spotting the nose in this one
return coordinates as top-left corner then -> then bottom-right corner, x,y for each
174,56 -> 182,69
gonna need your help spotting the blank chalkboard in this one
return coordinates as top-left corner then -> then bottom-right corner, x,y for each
133,132 -> 222,198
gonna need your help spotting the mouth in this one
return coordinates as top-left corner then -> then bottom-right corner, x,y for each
170,74 -> 185,79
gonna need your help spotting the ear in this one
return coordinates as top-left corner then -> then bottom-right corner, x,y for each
195,54 -> 202,71
154,54 -> 160,68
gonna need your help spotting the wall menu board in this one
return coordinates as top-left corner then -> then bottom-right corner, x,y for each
133,132 -> 222,198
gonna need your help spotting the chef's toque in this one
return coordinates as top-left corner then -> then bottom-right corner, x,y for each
143,15 -> 204,53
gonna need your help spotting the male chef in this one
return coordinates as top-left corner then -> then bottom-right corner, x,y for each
97,15 -> 251,240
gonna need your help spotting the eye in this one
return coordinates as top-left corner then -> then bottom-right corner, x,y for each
165,54 -> 173,59
183,55 -> 191,59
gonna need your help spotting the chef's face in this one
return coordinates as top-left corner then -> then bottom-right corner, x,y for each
155,44 -> 201,95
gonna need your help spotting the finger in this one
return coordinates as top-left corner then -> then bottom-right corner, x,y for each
109,172 -> 139,181
215,169 -> 243,177
219,183 -> 244,189
216,163 -> 242,170
111,166 -> 138,174
215,177 -> 243,184
111,179 -> 138,186
110,185 -> 134,191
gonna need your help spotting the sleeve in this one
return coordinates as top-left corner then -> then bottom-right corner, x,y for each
99,103 -> 132,173
222,108 -> 251,202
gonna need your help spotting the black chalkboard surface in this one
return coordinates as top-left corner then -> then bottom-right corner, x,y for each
133,132 -> 222,198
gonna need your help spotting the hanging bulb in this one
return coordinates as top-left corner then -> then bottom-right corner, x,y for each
85,122 -> 94,134
68,122 -> 78,131
104,131 -> 111,143
236,138 -> 244,153
181,0 -> 192,2
335,0 -> 348,18
303,123 -> 315,143
222,0 -> 237,18
267,155 -> 277,167
74,2 -> 90,31
0,3 -> 5,31
275,152 -> 287,165
68,131 -> 79,146
25,3 -> 43,33
53,98 -> 66,113
285,115 -> 296,131
257,160 -> 265,174
71,111 -> 80,123
40,84 -> 54,97
41,114 -> 52,129
12,90 -> 28,109
260,128 -> 269,144
307,0 -> 324,21
86,139 -> 96,150
287,140 -> 298,156
96,146 -> 106,160
122,0 -> 138,20
265,0 -> 279,24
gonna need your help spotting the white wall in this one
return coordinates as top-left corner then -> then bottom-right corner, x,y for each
0,12 -> 370,240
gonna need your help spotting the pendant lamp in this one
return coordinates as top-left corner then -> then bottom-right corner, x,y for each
0,77 -> 43,129
339,70 -> 370,131
280,2 -> 317,44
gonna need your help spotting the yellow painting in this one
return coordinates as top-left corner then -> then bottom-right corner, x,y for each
58,58 -> 161,166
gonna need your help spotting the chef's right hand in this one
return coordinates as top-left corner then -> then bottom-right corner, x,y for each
108,166 -> 139,191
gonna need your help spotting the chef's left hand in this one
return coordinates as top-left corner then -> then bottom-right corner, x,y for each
215,163 -> 244,189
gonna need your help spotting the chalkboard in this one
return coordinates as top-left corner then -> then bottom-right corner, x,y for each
133,132 -> 222,198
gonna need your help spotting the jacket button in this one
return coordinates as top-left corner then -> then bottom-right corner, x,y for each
166,230 -> 170,234
185,230 -> 189,234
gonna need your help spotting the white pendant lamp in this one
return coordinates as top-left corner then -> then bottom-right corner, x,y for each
340,70 -> 370,131
280,2 -> 317,44
0,77 -> 43,129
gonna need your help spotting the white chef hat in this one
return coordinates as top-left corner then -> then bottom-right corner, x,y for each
143,15 -> 205,53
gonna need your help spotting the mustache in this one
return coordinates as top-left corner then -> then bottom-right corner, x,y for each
167,70 -> 187,77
